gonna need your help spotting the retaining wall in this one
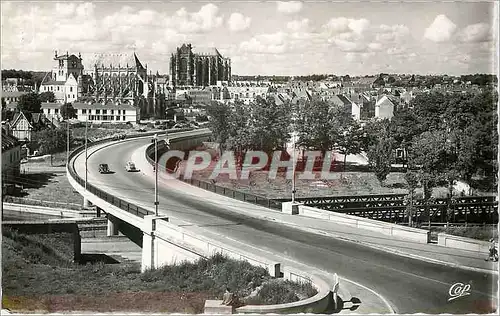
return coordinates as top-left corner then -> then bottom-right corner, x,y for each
300,205 -> 431,243
2,220 -> 81,262
437,233 -> 498,253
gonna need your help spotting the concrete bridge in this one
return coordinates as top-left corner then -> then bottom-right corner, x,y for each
66,128 -> 497,314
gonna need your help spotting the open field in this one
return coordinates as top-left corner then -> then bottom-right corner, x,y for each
9,161 -> 83,207
179,160 -> 468,199
2,229 -> 316,313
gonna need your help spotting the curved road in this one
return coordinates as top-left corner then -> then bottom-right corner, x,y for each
74,137 -> 497,314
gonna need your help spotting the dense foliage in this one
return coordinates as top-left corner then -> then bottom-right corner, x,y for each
17,92 -> 41,116
207,97 -> 291,159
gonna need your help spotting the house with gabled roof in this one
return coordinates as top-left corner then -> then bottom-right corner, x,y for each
375,95 -> 395,119
10,111 -> 33,141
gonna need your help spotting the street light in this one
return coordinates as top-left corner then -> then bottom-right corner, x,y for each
66,116 -> 70,168
291,132 -> 297,204
85,115 -> 88,193
153,133 -> 159,216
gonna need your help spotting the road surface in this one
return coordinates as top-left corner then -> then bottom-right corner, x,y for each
73,137 -> 497,314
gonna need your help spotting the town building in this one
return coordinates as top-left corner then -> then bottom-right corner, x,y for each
224,82 -> 269,104
1,91 -> 28,106
84,53 -> 155,117
169,43 -> 231,87
72,102 -> 139,124
41,102 -> 63,122
9,111 -> 33,142
40,51 -> 84,103
2,78 -> 34,92
1,130 -> 21,183
375,95 -> 396,119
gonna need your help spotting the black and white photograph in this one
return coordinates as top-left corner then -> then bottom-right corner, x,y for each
0,0 -> 498,314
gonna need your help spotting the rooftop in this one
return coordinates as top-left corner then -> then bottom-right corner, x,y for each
192,46 -> 222,57
41,102 -> 63,109
85,53 -> 145,70
1,91 -> 28,97
73,102 -> 137,110
1,131 -> 20,151
41,80 -> 66,86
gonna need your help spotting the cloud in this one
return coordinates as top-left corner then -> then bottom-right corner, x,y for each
276,1 -> 303,14
376,24 -> 410,42
287,18 -> 309,32
166,4 -> 223,33
368,42 -> 383,51
227,12 -> 251,32
330,39 -> 367,52
424,14 -> 457,42
239,32 -> 289,54
323,17 -> 370,36
457,23 -> 492,42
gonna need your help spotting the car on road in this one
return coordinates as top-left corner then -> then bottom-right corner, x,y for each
98,164 -> 110,174
125,161 -> 137,172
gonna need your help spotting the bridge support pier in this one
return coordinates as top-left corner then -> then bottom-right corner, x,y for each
142,215 -> 169,272
107,215 -> 119,237
282,202 -> 302,215
83,197 -> 92,208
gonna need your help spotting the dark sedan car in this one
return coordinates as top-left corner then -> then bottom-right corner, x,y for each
98,164 -> 110,174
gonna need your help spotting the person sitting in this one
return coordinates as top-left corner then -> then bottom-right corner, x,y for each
221,287 -> 240,307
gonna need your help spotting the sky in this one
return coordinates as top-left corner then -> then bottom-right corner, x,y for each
1,1 -> 498,76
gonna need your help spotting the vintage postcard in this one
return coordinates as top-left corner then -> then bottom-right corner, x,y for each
1,0 -> 498,314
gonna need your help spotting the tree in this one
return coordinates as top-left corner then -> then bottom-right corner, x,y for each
61,103 -> 77,120
29,127 -> 67,155
296,100 -> 332,154
206,102 -> 232,155
367,136 -> 394,183
365,119 -> 395,183
404,171 -> 419,227
336,118 -> 365,171
39,91 -> 55,103
17,92 -> 41,115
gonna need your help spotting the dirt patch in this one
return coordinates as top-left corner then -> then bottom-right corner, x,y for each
176,159 -> 408,198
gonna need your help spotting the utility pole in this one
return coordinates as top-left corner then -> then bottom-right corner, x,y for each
153,134 -> 159,216
292,132 -> 296,204
66,111 -> 70,168
85,115 -> 88,193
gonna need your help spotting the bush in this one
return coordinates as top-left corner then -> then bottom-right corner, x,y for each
247,279 -> 318,305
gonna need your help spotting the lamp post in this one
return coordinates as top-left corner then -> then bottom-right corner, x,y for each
291,132 -> 296,204
153,133 -> 159,216
85,115 -> 88,193
66,115 -> 70,168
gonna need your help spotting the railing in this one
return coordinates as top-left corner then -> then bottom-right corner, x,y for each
67,128 -> 197,219
143,138 -> 498,225
2,196 -> 82,211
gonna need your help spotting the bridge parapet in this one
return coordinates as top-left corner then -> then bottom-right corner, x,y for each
67,129 -> 340,314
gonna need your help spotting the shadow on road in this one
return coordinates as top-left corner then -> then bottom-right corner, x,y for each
324,295 -> 362,314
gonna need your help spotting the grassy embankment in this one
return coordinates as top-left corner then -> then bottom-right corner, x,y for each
2,228 -> 317,313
